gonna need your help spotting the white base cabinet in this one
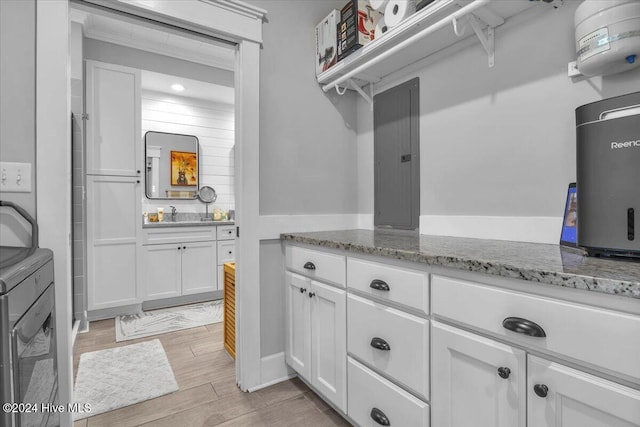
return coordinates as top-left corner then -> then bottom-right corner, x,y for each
528,355 -> 640,427
285,271 -> 347,413
431,321 -> 526,427
142,241 -> 217,300
142,227 -> 219,301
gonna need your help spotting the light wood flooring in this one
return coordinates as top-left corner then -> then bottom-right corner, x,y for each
73,319 -> 350,427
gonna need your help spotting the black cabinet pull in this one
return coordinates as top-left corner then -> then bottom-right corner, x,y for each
177,246 -> 181,250
303,262 -> 316,270
308,292 -> 315,298
497,367 -> 511,379
370,408 -> 390,426
370,279 -> 390,291
533,384 -> 549,398
370,337 -> 391,351
299,287 -> 307,294
502,317 -> 546,337
137,170 -> 141,174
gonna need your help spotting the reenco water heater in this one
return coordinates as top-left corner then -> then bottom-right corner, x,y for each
576,91 -> 640,257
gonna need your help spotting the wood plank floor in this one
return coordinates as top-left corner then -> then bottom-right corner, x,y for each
73,319 -> 351,427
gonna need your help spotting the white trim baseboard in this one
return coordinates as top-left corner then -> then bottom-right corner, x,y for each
419,215 -> 563,244
246,352 -> 295,392
259,214 -> 367,240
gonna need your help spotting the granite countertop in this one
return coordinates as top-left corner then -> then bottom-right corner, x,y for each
143,212 -> 234,228
143,220 -> 234,228
281,229 -> 640,300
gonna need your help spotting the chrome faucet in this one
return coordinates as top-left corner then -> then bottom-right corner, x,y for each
169,205 -> 177,222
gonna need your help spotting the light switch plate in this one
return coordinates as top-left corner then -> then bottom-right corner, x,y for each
0,162 -> 32,193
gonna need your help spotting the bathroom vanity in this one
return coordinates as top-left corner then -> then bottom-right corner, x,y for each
282,229 -> 640,427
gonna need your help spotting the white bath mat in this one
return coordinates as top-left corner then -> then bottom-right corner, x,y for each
73,339 -> 178,420
115,300 -> 223,342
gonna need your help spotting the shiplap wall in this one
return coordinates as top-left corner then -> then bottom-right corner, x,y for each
141,89 -> 235,212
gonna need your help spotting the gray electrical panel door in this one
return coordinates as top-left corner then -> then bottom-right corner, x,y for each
374,78 -> 419,229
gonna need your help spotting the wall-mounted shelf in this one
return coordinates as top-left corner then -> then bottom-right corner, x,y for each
318,0 -> 546,102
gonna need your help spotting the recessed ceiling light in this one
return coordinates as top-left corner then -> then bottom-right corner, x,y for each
171,84 -> 185,92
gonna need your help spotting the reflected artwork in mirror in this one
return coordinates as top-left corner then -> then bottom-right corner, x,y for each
145,131 -> 199,199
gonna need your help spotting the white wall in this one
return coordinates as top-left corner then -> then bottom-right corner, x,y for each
356,0 -> 640,241
258,0 -> 359,216
0,0 -> 36,246
141,90 -> 235,213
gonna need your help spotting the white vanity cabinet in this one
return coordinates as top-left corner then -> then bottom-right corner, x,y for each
284,246 -> 347,413
216,225 -> 236,290
142,226 -> 217,300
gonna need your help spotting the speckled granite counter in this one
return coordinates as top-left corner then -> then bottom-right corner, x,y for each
281,229 -> 640,300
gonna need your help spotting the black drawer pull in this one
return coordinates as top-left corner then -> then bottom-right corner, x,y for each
303,262 -> 316,270
299,287 -> 307,294
502,317 -> 546,337
370,407 -> 390,426
370,337 -> 391,351
497,367 -> 511,379
308,292 -> 315,298
370,279 -> 390,291
534,384 -> 549,398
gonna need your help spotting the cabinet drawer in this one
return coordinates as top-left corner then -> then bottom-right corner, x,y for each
143,227 -> 215,244
432,275 -> 640,383
347,293 -> 429,398
347,258 -> 429,315
217,240 -> 235,265
216,225 -> 236,240
348,357 -> 430,427
285,245 -> 345,287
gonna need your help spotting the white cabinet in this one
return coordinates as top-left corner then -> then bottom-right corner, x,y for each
85,59 -> 142,313
285,271 -> 347,413
85,60 -> 141,177
216,239 -> 235,291
86,175 -> 141,310
142,227 -> 217,300
528,355 -> 640,427
182,241 -> 217,295
431,321 -> 526,427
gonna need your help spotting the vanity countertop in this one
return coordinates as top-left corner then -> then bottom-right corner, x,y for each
143,220 -> 234,228
281,229 -> 640,300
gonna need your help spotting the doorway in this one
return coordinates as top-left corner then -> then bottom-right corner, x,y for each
69,1 -> 239,418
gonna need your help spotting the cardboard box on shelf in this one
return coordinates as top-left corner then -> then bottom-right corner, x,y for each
337,0 -> 384,62
315,9 -> 341,75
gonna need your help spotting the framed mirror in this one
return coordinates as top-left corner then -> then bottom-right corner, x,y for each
145,131 -> 199,199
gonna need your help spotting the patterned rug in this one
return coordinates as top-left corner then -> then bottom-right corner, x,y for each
73,339 -> 178,420
115,300 -> 223,342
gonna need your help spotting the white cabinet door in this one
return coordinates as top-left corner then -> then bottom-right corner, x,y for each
142,243 -> 181,300
285,272 -> 311,380
310,280 -> 347,413
432,321 -> 526,427
86,60 -> 141,176
87,175 -> 141,310
528,355 -> 640,427
181,241 -> 217,295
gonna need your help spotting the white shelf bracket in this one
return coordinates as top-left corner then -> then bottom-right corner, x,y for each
349,80 -> 374,107
334,79 -> 374,108
468,15 -> 495,68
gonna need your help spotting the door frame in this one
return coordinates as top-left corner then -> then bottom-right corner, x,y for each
38,2 -> 265,425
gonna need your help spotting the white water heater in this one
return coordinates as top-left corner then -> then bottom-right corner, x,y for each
575,0 -> 640,77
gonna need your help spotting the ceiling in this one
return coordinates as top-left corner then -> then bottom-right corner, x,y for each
140,70 -> 234,105
70,5 -> 235,105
